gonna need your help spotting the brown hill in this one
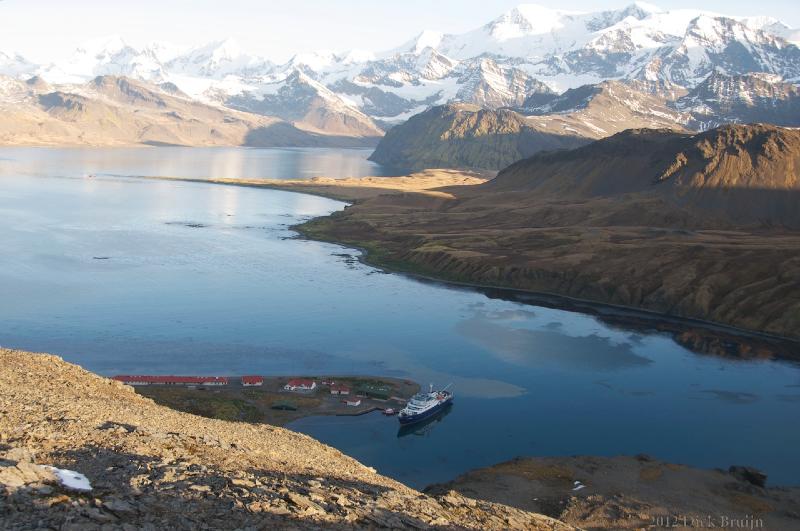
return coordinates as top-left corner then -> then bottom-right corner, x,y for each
369,81 -> 692,171
369,103 -> 588,170
300,124 -> 800,340
489,124 -> 800,228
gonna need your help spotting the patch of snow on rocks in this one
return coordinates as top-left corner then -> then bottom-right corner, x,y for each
42,466 -> 93,492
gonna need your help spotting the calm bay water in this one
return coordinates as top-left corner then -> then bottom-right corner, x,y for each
0,145 -> 399,181
1,147 -> 798,488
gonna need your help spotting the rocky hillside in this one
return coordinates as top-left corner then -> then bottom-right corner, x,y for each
0,348 -> 573,530
369,103 -> 588,170
302,124 -> 800,340
0,75 -> 379,147
491,124 -> 800,227
369,80 -> 696,170
676,72 -> 800,129
427,456 -> 800,530
225,70 -> 383,138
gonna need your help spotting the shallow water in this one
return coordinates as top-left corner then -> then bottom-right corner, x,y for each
1,148 -> 798,489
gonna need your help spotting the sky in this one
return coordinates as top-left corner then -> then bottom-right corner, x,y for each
1,0 -> 798,63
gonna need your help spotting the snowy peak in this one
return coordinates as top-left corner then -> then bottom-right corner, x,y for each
75,35 -> 130,58
675,71 -> 800,128
40,36 -> 273,85
414,47 -> 458,80
651,15 -> 800,85
166,38 -> 272,79
284,50 -> 338,74
40,35 -> 166,84
0,51 -> 36,77
400,30 -> 445,55
455,58 -> 554,109
486,5 -> 577,40
1,2 -> 799,138
683,15 -> 758,49
223,68 -> 382,137
283,68 -> 339,100
339,49 -> 375,65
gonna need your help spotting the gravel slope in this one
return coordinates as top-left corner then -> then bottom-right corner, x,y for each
0,348 -> 574,530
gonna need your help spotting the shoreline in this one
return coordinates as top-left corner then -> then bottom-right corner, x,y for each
425,455 -> 800,530
133,374 -> 420,427
129,172 -> 800,359
134,170 -> 492,202
15,347 -> 798,529
294,229 -> 800,361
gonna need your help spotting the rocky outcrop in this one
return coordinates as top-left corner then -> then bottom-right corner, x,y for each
426,456 -> 800,530
675,72 -> 800,129
0,348 -> 574,530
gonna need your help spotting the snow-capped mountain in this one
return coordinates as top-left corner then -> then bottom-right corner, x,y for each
675,72 -> 800,128
165,39 -> 273,79
1,3 -> 798,132
455,58 -> 555,108
225,69 -> 382,137
639,15 -> 800,86
0,51 -> 36,78
39,36 -> 167,84
226,2 -> 797,124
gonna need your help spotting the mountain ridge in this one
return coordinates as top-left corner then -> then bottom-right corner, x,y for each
370,80 -> 696,170
489,123 -> 800,226
0,74 -> 379,148
1,3 -> 797,127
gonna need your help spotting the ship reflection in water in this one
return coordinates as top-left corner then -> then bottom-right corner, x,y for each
397,404 -> 453,438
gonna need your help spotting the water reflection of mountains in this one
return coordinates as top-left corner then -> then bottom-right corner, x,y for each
473,288 -> 800,362
397,403 -> 453,438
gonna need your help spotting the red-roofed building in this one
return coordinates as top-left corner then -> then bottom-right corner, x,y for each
284,379 -> 316,391
241,376 -> 264,387
330,385 -> 351,396
112,375 -> 228,386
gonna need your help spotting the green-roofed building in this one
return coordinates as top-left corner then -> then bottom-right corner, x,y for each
355,383 -> 391,400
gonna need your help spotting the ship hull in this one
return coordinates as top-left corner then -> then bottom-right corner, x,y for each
398,396 -> 453,425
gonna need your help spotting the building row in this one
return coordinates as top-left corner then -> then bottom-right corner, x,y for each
112,375 -> 264,386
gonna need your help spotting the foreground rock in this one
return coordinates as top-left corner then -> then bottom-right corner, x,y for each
426,456 -> 800,530
0,349 -> 573,530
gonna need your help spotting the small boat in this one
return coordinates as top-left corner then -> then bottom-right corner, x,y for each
398,384 -> 453,425
383,408 -> 396,415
